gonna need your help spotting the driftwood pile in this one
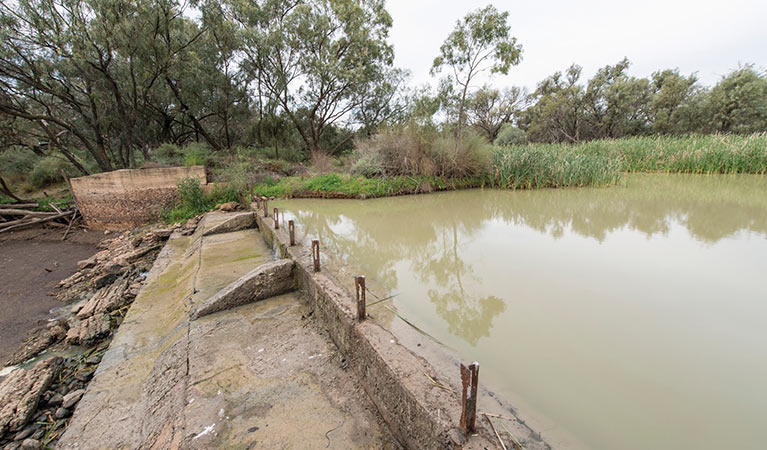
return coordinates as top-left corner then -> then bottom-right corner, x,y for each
0,202 -> 79,238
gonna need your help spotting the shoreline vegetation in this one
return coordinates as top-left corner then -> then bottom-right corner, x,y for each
252,133 -> 767,199
166,133 -> 767,223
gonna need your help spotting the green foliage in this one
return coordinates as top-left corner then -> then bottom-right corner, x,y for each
495,123 -> 527,146
491,146 -> 622,189
0,149 -> 37,175
582,134 -> 767,174
707,66 -> 767,134
154,143 -> 182,165
467,86 -> 527,141
493,134 -> 767,183
253,173 -> 483,199
163,177 -> 242,224
182,143 -> 212,167
431,4 -> 522,135
28,157 -> 76,189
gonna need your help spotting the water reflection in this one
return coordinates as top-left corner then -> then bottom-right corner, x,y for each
278,174 -> 767,346
274,174 -> 767,450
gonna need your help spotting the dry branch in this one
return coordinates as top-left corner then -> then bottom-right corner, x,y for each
0,210 -> 74,233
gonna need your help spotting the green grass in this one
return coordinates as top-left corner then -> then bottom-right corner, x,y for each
163,178 -> 241,223
253,173 -> 483,198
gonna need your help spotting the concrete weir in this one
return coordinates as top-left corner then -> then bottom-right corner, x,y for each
59,210 -> 508,449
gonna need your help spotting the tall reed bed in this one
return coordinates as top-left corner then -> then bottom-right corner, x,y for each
507,133 -> 767,175
491,146 -> 623,189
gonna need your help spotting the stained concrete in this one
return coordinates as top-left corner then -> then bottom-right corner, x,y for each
191,259 -> 295,320
71,166 -> 207,230
185,293 -> 398,449
57,211 -> 396,449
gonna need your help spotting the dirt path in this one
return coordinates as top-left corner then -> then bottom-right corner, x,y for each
0,240 -> 97,364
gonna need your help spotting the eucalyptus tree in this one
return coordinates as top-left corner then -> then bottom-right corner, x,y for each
648,69 -> 701,135
707,66 -> 767,133
466,85 -> 527,141
0,0 -> 244,171
582,58 -> 651,139
521,64 -> 585,143
355,68 -> 410,137
430,5 -> 522,145
223,0 -> 394,157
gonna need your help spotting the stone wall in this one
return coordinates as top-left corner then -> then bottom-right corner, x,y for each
70,166 -> 206,230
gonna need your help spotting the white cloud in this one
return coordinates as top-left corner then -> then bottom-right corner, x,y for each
386,0 -> 767,90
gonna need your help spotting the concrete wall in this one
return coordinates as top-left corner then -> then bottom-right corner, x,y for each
254,210 -> 496,449
71,166 -> 206,230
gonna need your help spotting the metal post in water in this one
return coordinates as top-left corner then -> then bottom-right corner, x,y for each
459,362 -> 480,434
273,208 -> 279,229
288,220 -> 296,246
355,276 -> 366,321
311,240 -> 320,272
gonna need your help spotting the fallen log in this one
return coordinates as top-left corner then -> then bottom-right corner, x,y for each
0,203 -> 38,209
0,209 -> 59,217
0,210 -> 74,233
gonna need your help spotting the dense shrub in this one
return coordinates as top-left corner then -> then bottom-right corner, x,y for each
28,157 -> 77,189
181,143 -> 212,167
0,149 -> 37,175
163,177 -> 242,223
352,125 -> 490,178
154,143 -> 181,164
431,133 -> 491,178
495,124 -> 527,146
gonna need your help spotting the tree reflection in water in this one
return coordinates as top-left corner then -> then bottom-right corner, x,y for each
273,173 -> 767,346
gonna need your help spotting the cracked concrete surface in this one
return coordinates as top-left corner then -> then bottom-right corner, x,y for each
57,212 -> 396,449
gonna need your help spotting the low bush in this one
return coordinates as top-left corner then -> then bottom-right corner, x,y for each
28,157 -> 77,189
495,124 -> 527,146
163,177 -> 242,223
351,124 -> 490,178
181,143 -> 212,167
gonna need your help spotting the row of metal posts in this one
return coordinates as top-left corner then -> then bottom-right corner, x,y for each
251,192 -> 480,435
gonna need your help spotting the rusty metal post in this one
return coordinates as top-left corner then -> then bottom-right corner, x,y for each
459,362 -> 480,434
311,240 -> 320,272
288,220 -> 296,246
355,276 -> 366,321
263,199 -> 268,218
273,208 -> 279,229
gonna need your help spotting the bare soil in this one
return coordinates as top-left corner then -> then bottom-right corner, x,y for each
0,240 -> 97,365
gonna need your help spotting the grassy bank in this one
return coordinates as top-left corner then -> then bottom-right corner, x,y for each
252,174 -> 484,199
247,134 -> 765,200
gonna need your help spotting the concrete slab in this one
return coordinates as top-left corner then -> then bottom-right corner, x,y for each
184,293 -> 397,449
58,212 -> 397,449
58,214 -> 272,449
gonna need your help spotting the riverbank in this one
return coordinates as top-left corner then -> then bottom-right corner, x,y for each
0,223 -> 189,448
248,134 -> 766,200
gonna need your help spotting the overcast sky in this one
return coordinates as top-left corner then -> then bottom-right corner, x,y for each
385,0 -> 767,92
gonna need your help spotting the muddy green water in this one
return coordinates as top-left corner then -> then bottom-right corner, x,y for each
273,174 -> 767,450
